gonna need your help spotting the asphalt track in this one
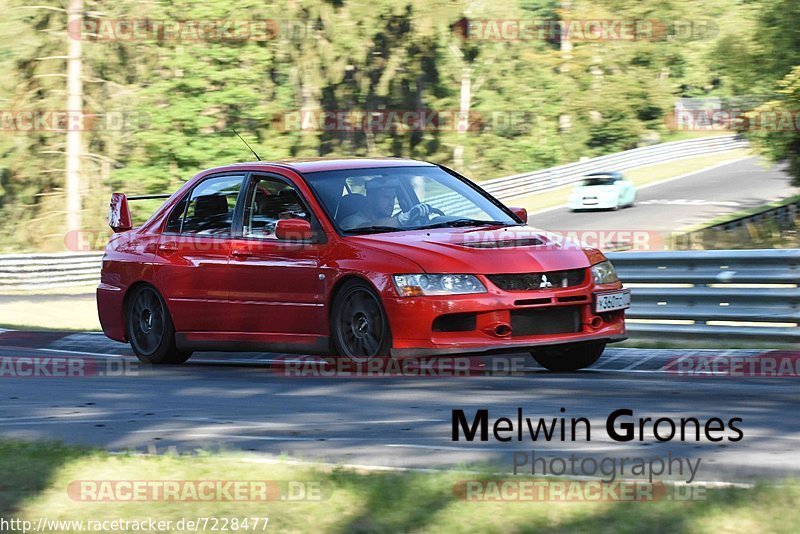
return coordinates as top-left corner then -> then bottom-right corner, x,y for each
532,157 -> 798,235
2,155 -> 799,485
0,330 -> 798,484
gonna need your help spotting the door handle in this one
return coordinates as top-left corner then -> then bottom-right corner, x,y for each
158,241 -> 178,253
231,249 -> 253,259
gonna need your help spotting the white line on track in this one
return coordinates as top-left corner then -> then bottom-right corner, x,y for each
0,418 -> 114,426
40,348 -> 128,358
128,418 -> 447,434
385,443 -> 623,452
620,352 -> 661,371
15,343 -> 788,377
183,433 -> 356,442
587,351 -> 631,369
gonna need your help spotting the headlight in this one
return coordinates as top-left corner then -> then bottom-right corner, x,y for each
393,274 -> 486,297
591,261 -> 619,284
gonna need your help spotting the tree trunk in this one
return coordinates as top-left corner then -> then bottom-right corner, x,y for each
453,65 -> 472,170
558,0 -> 572,132
66,0 -> 83,234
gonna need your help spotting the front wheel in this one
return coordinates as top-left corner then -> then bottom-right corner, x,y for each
331,280 -> 391,362
532,342 -> 605,372
126,285 -> 192,364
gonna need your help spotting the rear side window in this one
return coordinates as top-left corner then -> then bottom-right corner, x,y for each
165,174 -> 244,235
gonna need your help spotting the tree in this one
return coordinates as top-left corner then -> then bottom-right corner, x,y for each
748,67 -> 800,185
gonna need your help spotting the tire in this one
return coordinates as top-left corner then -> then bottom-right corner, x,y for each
126,285 -> 192,364
532,342 -> 606,372
331,279 -> 391,362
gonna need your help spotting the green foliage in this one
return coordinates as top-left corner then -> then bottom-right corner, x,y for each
0,0 -> 796,250
748,67 -> 800,185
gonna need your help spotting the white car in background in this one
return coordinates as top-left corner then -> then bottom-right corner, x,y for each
568,172 -> 636,211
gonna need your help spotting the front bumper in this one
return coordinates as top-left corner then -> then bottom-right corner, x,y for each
569,196 -> 619,210
383,282 -> 627,359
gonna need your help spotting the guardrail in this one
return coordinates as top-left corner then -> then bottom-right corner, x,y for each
481,134 -> 747,202
0,252 -> 103,291
607,249 -> 800,343
2,249 -> 797,345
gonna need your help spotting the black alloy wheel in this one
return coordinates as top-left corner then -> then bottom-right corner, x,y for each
332,280 -> 391,362
126,285 -> 191,364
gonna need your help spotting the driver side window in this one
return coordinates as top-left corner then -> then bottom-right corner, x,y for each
243,176 -> 310,239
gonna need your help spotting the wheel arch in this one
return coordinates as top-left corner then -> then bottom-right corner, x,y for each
327,273 -> 383,316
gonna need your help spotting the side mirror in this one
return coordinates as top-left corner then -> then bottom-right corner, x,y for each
508,206 -> 528,224
109,193 -> 133,233
275,218 -> 313,241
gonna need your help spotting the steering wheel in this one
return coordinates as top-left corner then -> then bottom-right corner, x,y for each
407,205 -> 445,226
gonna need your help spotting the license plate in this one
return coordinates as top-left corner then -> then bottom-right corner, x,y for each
594,290 -> 631,312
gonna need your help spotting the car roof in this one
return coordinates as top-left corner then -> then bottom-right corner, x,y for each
226,158 -> 436,174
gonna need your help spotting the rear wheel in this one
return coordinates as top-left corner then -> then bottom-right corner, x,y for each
532,342 -> 605,372
331,280 -> 391,362
126,285 -> 192,364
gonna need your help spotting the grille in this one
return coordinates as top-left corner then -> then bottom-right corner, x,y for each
487,269 -> 586,291
510,306 -> 582,336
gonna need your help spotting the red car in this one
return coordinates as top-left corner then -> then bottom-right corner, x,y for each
98,159 -> 629,371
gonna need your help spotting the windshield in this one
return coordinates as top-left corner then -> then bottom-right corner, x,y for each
303,165 -> 518,234
581,175 -> 617,186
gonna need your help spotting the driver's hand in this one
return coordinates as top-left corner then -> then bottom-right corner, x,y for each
397,203 -> 432,225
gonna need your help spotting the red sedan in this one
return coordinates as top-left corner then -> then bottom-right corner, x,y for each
97,159 -> 629,371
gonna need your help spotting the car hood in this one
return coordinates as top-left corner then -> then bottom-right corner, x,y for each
348,225 -> 592,274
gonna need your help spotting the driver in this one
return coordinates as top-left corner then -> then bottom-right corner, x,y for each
340,177 -> 433,230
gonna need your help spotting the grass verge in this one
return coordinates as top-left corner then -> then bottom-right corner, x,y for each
0,289 -> 100,331
513,148 -> 752,215
1,440 -> 799,533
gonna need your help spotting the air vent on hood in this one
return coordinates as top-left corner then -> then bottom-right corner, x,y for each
461,237 -> 544,249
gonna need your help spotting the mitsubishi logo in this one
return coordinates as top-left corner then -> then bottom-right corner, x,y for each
539,274 -> 553,289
